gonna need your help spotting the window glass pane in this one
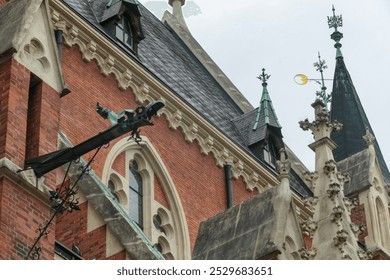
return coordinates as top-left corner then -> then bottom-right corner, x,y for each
115,16 -> 133,49
129,160 -> 143,228
115,24 -> 123,41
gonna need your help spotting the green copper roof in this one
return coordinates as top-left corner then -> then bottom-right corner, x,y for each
253,69 -> 281,131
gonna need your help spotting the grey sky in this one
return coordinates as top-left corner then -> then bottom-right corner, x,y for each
140,0 -> 390,171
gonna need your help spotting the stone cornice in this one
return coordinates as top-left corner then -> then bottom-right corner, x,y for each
49,0 -> 279,192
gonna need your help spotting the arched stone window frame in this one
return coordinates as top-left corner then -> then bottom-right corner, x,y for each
375,196 -> 390,250
102,136 -> 191,259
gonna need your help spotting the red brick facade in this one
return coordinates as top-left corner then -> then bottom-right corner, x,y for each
0,58 -> 60,259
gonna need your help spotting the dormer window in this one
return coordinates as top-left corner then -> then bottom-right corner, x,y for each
115,16 -> 134,50
263,142 -> 277,168
92,0 -> 145,54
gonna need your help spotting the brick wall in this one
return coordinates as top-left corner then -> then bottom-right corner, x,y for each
0,177 -> 54,259
55,201 -> 126,259
154,175 -> 170,209
0,59 -> 29,168
0,58 -> 62,259
350,203 -> 367,244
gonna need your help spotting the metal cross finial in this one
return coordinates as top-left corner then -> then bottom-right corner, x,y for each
257,68 -> 271,86
327,5 -> 343,31
313,52 -> 328,73
313,52 -> 331,108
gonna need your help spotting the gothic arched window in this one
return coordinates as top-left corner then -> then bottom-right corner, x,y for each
129,160 -> 143,229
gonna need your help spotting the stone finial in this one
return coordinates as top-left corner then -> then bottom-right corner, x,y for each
169,0 -> 185,6
363,127 -> 375,146
169,0 -> 188,28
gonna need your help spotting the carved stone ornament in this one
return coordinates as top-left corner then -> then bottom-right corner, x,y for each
316,107 -> 330,123
331,120 -> 343,133
298,247 -> 317,260
358,249 -> 373,260
21,38 -> 51,74
301,220 -> 318,238
327,182 -> 341,199
323,159 -> 337,175
276,148 -> 291,178
302,171 -> 319,188
299,118 -> 312,131
343,197 -> 358,214
337,171 -> 350,184
363,128 -> 375,146
303,196 -> 319,211
333,229 -> 348,247
330,206 -> 345,223
350,223 -> 365,238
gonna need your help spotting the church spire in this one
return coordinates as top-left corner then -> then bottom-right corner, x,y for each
253,68 -> 281,131
329,6 -> 390,181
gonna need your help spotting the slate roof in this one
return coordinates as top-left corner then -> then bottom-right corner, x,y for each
290,168 -> 313,197
330,56 -> 390,184
192,188 -> 280,260
337,148 -> 371,196
0,0 -> 30,56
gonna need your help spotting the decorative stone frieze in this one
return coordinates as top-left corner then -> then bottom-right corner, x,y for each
183,123 -> 199,143
231,160 -> 244,180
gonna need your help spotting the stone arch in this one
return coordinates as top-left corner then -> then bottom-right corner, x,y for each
284,235 -> 300,260
102,136 -> 191,259
375,197 -> 390,250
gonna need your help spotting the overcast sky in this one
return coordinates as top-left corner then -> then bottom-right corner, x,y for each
139,0 -> 390,171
